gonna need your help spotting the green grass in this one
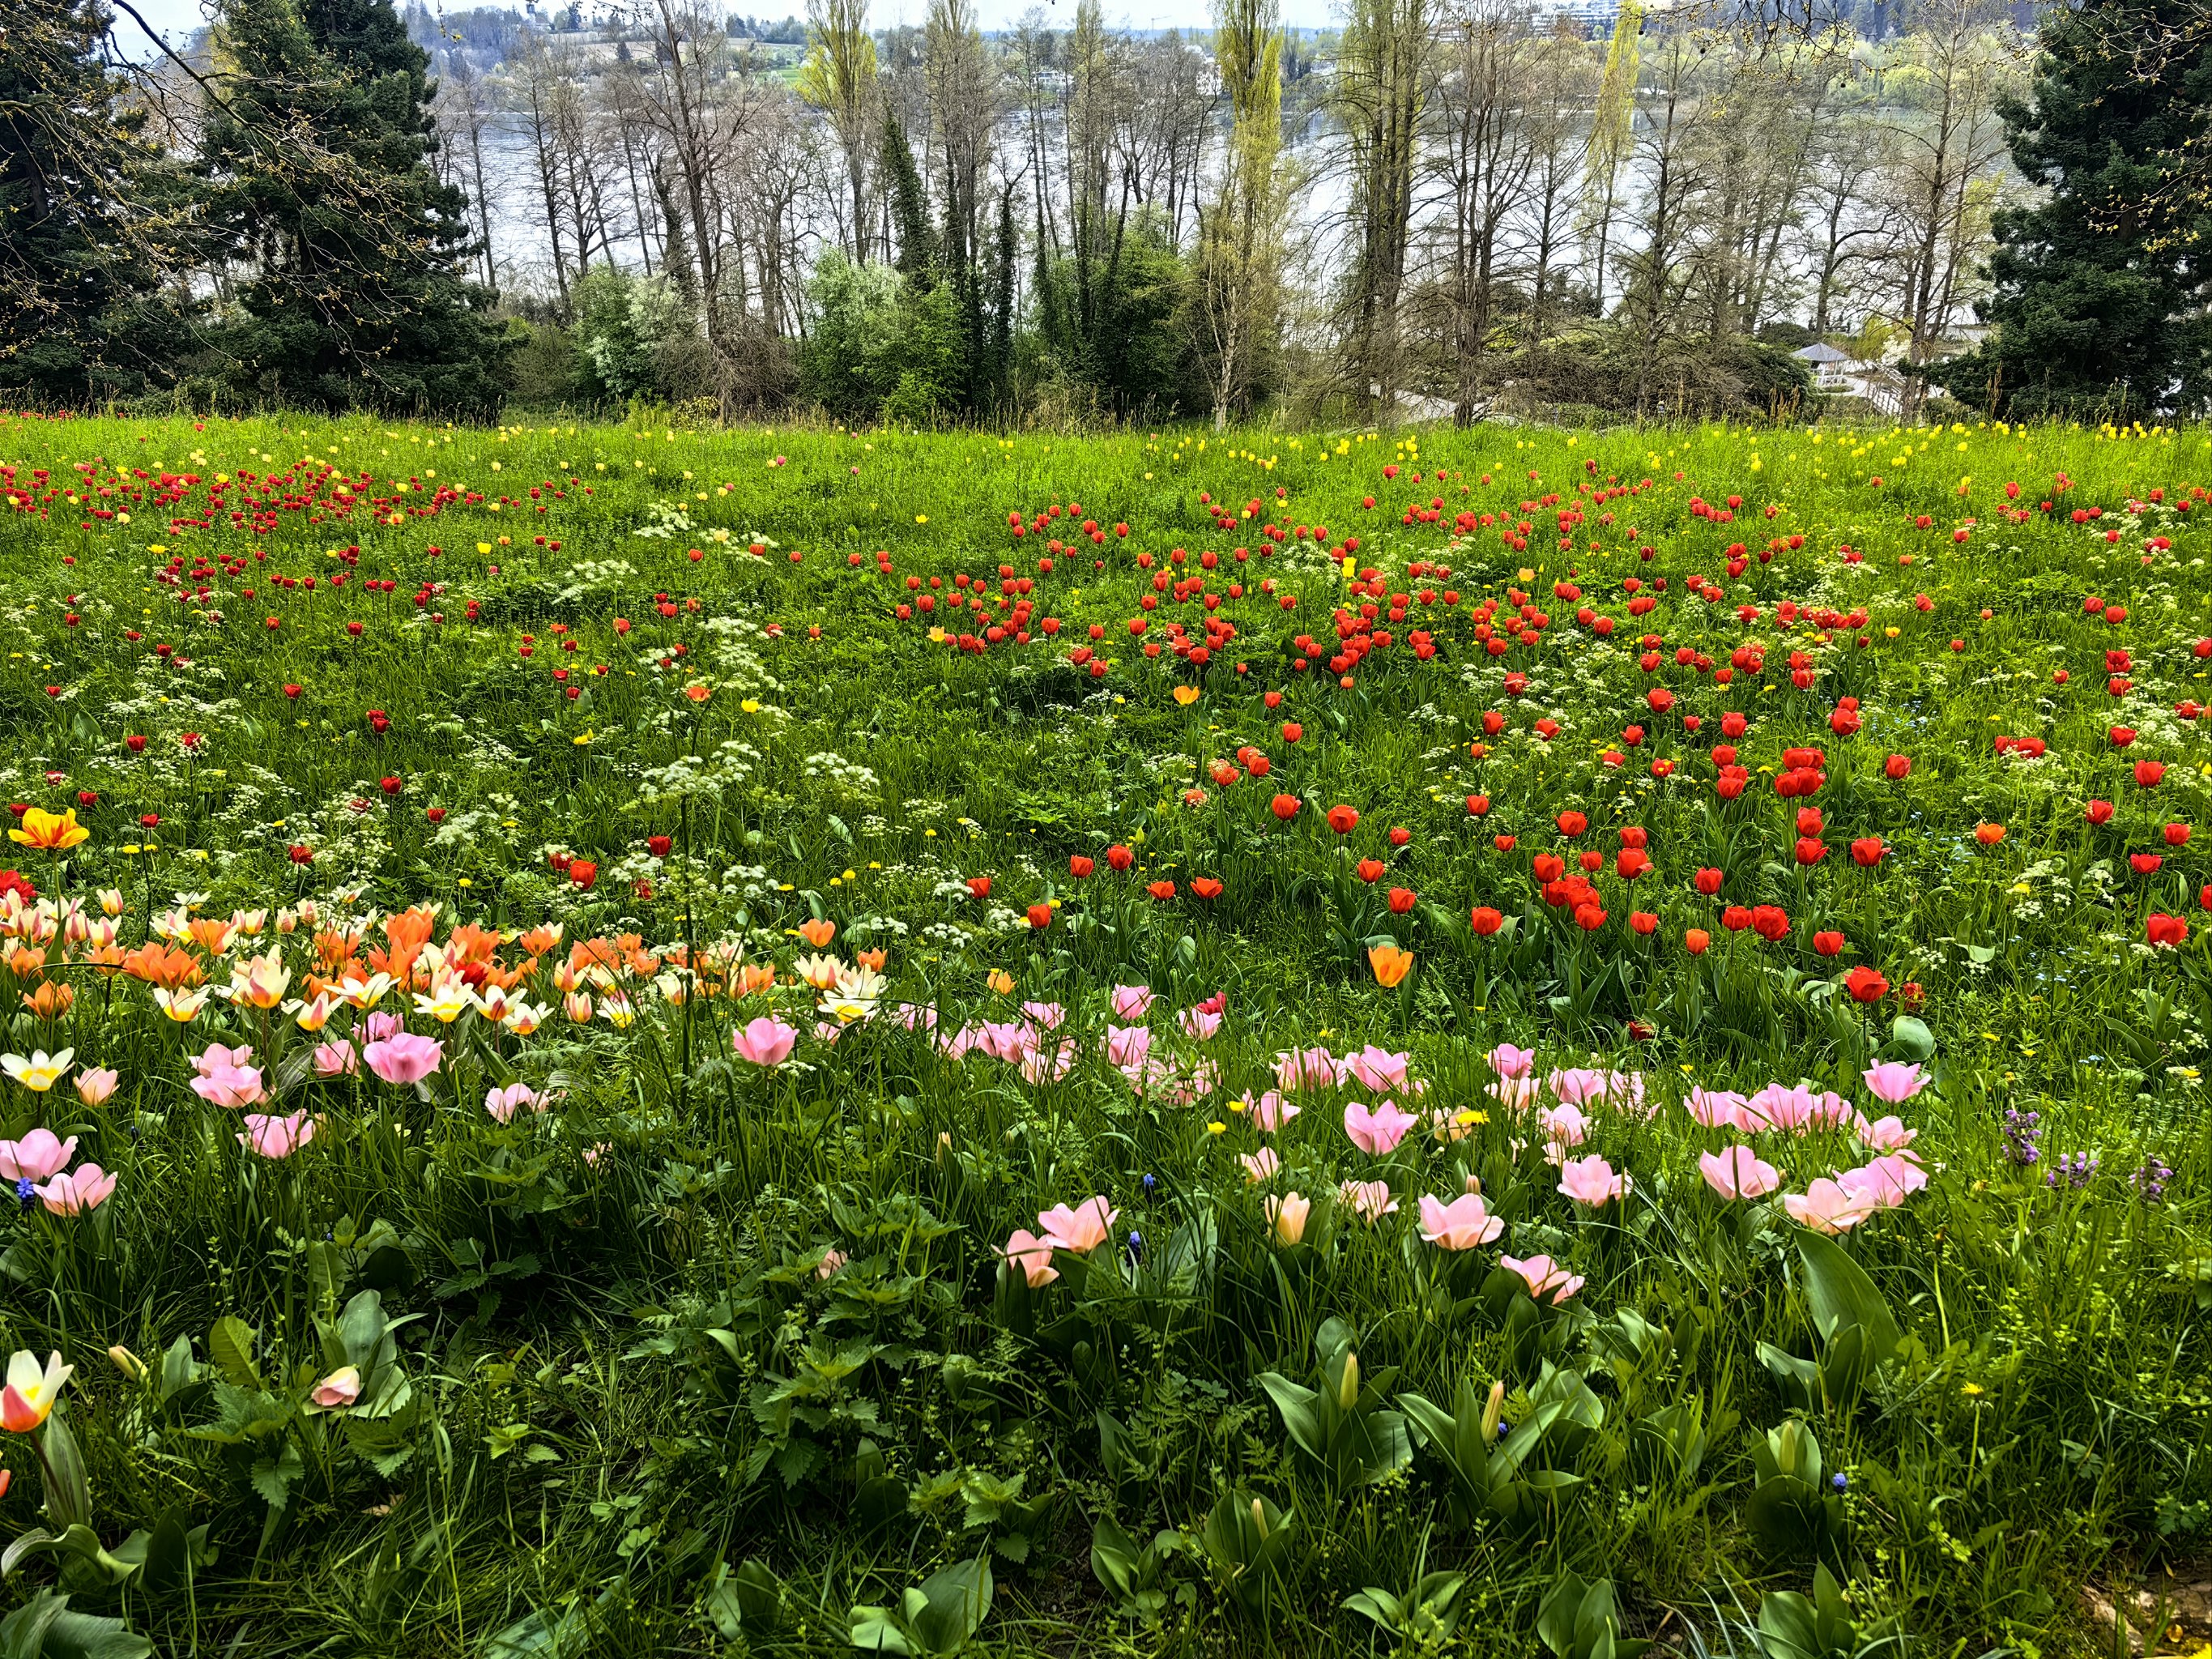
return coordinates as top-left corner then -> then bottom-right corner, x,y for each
0,408 -> 2206,1657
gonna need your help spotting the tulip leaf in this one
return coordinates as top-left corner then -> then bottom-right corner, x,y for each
1794,1231 -> 1900,1362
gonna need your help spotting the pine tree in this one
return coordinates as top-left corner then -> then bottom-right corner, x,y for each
0,0 -> 191,403
198,0 -> 510,417
1934,0 -> 2212,419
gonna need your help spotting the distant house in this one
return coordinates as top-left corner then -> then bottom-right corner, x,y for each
1794,343 -> 1907,417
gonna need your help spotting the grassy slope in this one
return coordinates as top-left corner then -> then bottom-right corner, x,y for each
0,411 -> 2206,1656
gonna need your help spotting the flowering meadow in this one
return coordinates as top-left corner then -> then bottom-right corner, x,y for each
0,412 -> 2207,1657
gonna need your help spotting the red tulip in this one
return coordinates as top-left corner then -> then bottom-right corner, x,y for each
1557,810 -> 1588,837
1694,867 -> 1724,896
1630,911 -> 1657,935
1470,906 -> 1503,936
1884,754 -> 1912,780
1027,903 -> 1053,929
966,876 -> 992,899
1812,930 -> 1844,956
2136,761 -> 2167,788
569,859 -> 599,890
1146,880 -> 1176,901
1843,965 -> 1889,1002
1387,886 -> 1416,914
2146,913 -> 2187,948
647,835 -> 673,857
1356,858 -> 1386,883
1466,794 -> 1490,817
1327,805 -> 1359,834
1850,837 -> 1884,867
1685,928 -> 1711,954
1192,876 -> 1224,900
2086,799 -> 2116,825
1271,794 -> 1301,821
1069,855 -> 1094,878
1106,844 -> 1134,872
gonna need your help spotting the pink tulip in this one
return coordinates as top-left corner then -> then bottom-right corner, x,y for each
1539,1102 -> 1589,1150
1336,1179 -> 1397,1223
75,1068 -> 119,1108
1340,1045 -> 1413,1094
485,1082 -> 541,1123
1017,1037 -> 1076,1084
1266,1191 -> 1311,1244
1104,1026 -> 1152,1069
731,1017 -> 798,1067
0,1129 -> 78,1183
1275,1045 -> 1337,1092
1743,1082 -> 1852,1135
816,1249 -> 849,1279
1038,1195 -> 1117,1254
363,1011 -> 403,1045
1487,1042 -> 1535,1080
1179,1006 -> 1222,1041
1687,1087 -> 1749,1130
1783,1178 -> 1873,1234
1548,1067 -> 1607,1106
1557,1154 -> 1630,1208
1110,985 -> 1156,1021
363,1032 -> 444,1086
1021,1000 -> 1065,1031
1488,1074 -> 1540,1111
1500,1252 -> 1584,1304
191,1056 -> 266,1109
1240,1147 -> 1281,1184
310,1366 -> 362,1409
1860,1061 -> 1928,1104
1698,1145 -> 1782,1200
1854,1114 -> 1917,1152
192,1042 -> 254,1077
312,1039 -> 358,1078
1000,1229 -> 1060,1286
1839,1153 -> 1927,1209
1248,1090 -> 1300,1132
1417,1192 -> 1502,1250
237,1111 -> 318,1159
35,1165 -> 115,1215
1343,1099 -> 1417,1155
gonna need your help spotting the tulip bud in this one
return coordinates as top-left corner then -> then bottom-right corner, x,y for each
109,1345 -> 146,1382
1251,1497 -> 1270,1539
1337,1350 -> 1360,1410
1480,1379 -> 1506,1443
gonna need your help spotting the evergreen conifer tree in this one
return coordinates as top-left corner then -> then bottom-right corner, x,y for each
0,0 -> 190,403
1936,0 -> 2212,419
199,0 -> 510,416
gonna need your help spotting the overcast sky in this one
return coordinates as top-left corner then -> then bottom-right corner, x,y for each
113,0 -> 1343,51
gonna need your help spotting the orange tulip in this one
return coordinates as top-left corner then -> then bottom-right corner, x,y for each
1369,943 -> 1414,987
